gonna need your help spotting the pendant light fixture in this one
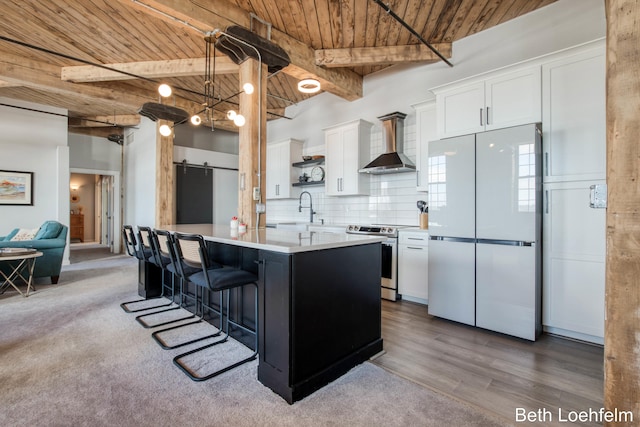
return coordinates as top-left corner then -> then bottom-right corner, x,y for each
297,78 -> 321,94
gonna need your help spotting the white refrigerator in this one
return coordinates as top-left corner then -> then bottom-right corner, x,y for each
427,124 -> 542,341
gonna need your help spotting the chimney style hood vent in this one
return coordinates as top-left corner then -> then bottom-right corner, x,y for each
359,111 -> 416,174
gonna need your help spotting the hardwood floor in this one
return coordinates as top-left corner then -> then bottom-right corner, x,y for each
372,300 -> 604,426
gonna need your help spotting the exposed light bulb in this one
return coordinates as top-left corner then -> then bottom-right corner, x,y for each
226,110 -> 237,120
158,83 -> 172,97
233,114 -> 246,127
242,82 -> 254,94
190,115 -> 202,126
159,124 -> 172,136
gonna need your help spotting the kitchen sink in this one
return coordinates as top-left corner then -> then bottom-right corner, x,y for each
276,222 -> 346,234
275,222 -> 310,231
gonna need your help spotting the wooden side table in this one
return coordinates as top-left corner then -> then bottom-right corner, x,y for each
0,249 -> 43,297
70,213 -> 84,242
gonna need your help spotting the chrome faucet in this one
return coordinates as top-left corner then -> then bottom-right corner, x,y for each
298,191 -> 316,223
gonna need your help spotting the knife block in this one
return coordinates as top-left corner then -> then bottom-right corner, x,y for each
419,213 -> 428,229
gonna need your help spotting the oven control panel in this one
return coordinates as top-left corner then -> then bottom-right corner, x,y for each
345,225 -> 400,237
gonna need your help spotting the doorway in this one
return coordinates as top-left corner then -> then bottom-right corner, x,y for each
69,169 -> 121,254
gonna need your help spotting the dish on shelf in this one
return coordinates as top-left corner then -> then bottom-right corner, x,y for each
311,155 -> 325,160
302,155 -> 312,161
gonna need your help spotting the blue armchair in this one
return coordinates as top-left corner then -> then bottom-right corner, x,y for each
0,220 -> 68,284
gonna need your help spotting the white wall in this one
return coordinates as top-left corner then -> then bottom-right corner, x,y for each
123,117 -> 157,227
69,133 -> 122,171
0,98 -> 70,234
265,0 -> 606,226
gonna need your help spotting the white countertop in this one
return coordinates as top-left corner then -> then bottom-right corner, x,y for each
162,224 -> 386,254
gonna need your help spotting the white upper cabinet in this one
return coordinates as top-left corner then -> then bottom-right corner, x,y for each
485,67 -> 542,130
542,43 -> 606,182
324,119 -> 372,196
436,82 -> 485,138
434,66 -> 541,139
413,101 -> 437,192
266,139 -> 303,199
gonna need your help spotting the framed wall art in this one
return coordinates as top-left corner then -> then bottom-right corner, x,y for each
0,170 -> 34,206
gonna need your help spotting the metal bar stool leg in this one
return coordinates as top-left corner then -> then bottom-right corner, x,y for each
172,281 -> 258,382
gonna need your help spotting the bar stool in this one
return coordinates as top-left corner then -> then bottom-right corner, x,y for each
150,230 -> 224,350
120,225 -> 172,313
133,227 -> 194,328
171,233 -> 258,382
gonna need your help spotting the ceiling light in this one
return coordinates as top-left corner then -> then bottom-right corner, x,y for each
159,124 -> 172,136
226,110 -> 237,120
190,115 -> 202,126
298,78 -> 321,94
158,83 -> 172,97
233,114 -> 246,127
243,82 -> 254,94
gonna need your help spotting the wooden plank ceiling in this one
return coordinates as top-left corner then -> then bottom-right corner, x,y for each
0,0 -> 556,138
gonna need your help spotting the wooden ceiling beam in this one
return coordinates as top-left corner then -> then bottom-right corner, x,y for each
0,52 -> 204,117
61,57 -> 238,83
0,52 -> 153,112
315,43 -> 453,68
68,126 -> 124,139
0,79 -> 20,88
122,0 -> 363,100
68,114 -> 141,128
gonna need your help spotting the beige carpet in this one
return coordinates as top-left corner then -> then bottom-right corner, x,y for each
0,253 -> 510,427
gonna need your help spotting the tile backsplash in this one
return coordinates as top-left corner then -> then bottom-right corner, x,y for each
266,115 -> 428,226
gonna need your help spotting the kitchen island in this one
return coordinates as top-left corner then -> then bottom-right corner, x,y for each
163,224 -> 385,403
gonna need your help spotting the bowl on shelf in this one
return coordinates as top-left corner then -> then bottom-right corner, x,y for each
302,155 -> 312,161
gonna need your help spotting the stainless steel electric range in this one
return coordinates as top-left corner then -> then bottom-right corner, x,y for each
345,224 -> 407,301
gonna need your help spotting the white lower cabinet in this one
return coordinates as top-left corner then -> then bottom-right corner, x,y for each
398,230 -> 429,304
543,181 -> 606,343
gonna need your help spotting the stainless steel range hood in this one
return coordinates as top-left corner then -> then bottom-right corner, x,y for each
359,112 -> 416,174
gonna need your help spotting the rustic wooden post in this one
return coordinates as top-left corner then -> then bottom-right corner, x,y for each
155,119 -> 174,227
604,1 -> 640,425
237,58 -> 267,228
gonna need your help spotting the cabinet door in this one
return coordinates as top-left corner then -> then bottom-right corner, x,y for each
266,143 -> 286,199
265,144 -> 277,199
542,44 -> 606,182
543,181 -> 606,342
324,128 -> 343,196
436,81 -> 485,139
266,140 -> 302,200
340,124 -> 360,195
414,102 -> 436,191
485,67 -> 541,131
398,244 -> 428,302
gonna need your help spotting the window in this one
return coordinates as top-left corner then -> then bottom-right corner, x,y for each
428,155 -> 447,208
517,143 -> 536,212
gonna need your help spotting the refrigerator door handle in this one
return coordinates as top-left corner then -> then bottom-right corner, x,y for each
477,239 -> 534,247
545,190 -> 549,214
430,236 -> 476,243
544,152 -> 549,176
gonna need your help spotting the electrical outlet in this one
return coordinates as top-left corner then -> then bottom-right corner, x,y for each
255,203 -> 266,213
252,187 -> 260,201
